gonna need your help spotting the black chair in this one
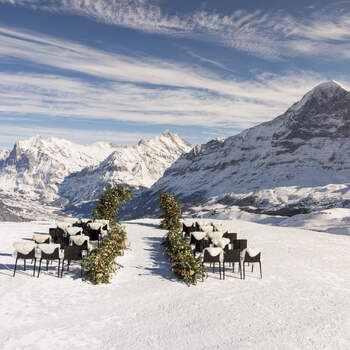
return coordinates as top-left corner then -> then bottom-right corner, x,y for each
182,222 -> 195,237
49,228 -> 59,244
37,246 -> 62,278
60,246 -> 84,278
243,251 -> 262,279
195,238 -> 210,253
13,247 -> 37,277
223,249 -> 242,279
87,226 -> 102,247
202,249 -> 223,280
223,232 -> 237,245
232,239 -> 247,251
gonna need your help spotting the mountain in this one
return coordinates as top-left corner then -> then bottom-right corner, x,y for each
0,132 -> 191,220
127,81 -> 350,218
59,131 -> 192,214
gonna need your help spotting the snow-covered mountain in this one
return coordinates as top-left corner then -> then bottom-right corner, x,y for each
0,136 -> 118,204
0,149 -> 9,161
59,131 -> 192,213
128,81 -> 350,218
0,132 -> 191,220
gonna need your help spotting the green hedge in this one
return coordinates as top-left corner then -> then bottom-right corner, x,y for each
163,229 -> 206,286
158,193 -> 182,231
83,184 -> 131,284
83,224 -> 126,284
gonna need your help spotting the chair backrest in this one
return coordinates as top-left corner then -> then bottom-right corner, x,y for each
223,249 -> 241,263
72,240 -> 88,250
13,242 -> 36,259
223,232 -> 237,244
49,228 -> 59,243
243,250 -> 261,263
63,246 -> 83,261
232,239 -> 247,251
203,248 -> 223,263
40,246 -> 61,260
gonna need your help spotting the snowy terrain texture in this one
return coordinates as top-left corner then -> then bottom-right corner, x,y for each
0,218 -> 349,349
129,81 -> 350,218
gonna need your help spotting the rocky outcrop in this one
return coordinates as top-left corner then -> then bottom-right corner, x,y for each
125,81 -> 350,218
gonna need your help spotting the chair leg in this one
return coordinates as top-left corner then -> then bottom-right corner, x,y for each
13,258 -> 18,277
252,264 -> 254,272
212,263 -> 215,273
58,259 -> 61,277
223,262 -> 225,280
243,262 -> 245,279
219,262 -> 221,280
38,259 -> 42,278
239,262 -> 242,280
24,259 -> 26,271
259,261 -> 262,279
80,263 -> 83,277
232,262 -> 235,273
60,261 -> 65,277
33,259 -> 36,277
46,260 -> 49,271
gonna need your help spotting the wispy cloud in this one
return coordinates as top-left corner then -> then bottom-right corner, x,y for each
2,0 -> 350,60
0,26 -> 329,130
0,123 -> 156,147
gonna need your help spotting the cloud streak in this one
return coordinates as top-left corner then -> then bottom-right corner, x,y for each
2,0 -> 350,60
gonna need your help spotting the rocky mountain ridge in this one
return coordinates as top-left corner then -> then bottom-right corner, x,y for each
125,81 -> 350,218
0,132 -> 191,220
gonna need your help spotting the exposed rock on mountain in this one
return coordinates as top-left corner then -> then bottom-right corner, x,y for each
127,81 -> 350,218
0,132 -> 191,220
60,131 -> 192,214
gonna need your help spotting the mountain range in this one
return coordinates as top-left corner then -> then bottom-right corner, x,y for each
124,81 -> 350,218
0,131 -> 191,220
1,80 -> 350,221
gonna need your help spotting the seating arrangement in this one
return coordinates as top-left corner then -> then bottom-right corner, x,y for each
181,220 -> 262,281
12,218 -> 111,279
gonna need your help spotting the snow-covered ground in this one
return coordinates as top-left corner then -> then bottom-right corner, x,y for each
1,218 -> 350,349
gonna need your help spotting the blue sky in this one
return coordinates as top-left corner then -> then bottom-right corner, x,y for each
1,0 -> 350,148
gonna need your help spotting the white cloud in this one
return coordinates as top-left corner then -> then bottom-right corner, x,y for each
2,0 -> 350,60
0,24 -> 335,142
0,124 -> 156,147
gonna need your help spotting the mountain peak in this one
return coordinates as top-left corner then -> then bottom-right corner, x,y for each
289,80 -> 349,113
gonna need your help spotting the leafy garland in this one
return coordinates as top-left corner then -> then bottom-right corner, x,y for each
163,229 -> 206,286
159,193 -> 206,286
83,184 -> 132,284
158,192 -> 182,231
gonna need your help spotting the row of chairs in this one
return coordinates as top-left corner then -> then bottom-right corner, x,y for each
13,244 -> 85,278
182,221 -> 262,280
12,218 -> 110,278
202,248 -> 262,280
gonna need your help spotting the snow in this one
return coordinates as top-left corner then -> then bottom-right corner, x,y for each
1,218 -> 350,349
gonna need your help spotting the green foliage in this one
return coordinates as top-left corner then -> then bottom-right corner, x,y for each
163,230 -> 206,286
84,184 -> 132,284
158,193 -> 181,231
92,184 -> 132,224
83,225 -> 127,284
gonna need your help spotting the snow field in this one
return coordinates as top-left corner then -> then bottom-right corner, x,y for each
0,219 -> 349,349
